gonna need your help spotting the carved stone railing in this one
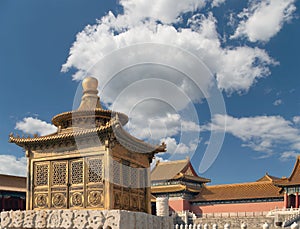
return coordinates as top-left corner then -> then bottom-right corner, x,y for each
1,209 -> 173,229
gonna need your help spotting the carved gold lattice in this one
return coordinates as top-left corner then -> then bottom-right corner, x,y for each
122,192 -> 130,209
71,192 -> 83,207
139,169 -> 145,189
113,160 -> 121,186
88,191 -> 103,207
122,164 -> 130,187
52,162 -> 67,186
34,163 -> 49,186
114,192 -> 121,208
131,167 -> 138,188
70,160 -> 83,184
52,193 -> 65,208
88,158 -> 103,183
130,194 -> 138,209
34,194 -> 48,208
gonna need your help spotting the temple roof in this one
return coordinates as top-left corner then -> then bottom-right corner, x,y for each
256,173 -> 281,182
151,183 -> 202,194
151,158 -> 210,183
9,77 -> 166,154
191,180 -> 283,202
274,156 -> 300,186
0,174 -> 26,193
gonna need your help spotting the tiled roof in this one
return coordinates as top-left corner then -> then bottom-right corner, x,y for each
9,119 -> 166,154
191,181 -> 283,202
0,174 -> 26,192
256,173 -> 281,182
151,184 -> 202,194
151,159 -> 210,183
151,159 -> 189,181
275,156 -> 300,186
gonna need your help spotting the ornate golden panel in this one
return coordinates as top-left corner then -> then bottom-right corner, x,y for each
34,162 -> 49,187
70,160 -> 83,185
51,161 -> 67,186
70,192 -> 84,208
33,193 -> 48,209
87,190 -> 104,207
51,192 -> 67,208
87,157 -> 103,183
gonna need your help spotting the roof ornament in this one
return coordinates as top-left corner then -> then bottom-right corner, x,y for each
77,77 -> 102,111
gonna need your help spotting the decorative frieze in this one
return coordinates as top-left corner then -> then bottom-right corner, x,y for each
0,209 -> 173,229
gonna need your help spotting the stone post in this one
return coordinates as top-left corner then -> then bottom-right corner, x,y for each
213,223 -> 218,229
262,222 -> 269,229
291,222 -> 299,229
156,197 -> 169,217
224,223 -> 230,229
204,223 -> 209,229
241,222 -> 247,229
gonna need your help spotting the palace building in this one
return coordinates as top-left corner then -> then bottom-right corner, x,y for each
150,158 -> 300,216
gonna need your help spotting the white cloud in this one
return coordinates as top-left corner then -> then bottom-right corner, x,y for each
150,155 -> 169,170
15,117 -> 57,136
211,0 -> 225,8
273,99 -> 283,106
280,151 -> 299,161
161,137 -> 198,155
206,114 -> 300,156
293,116 -> 300,124
231,0 -> 296,42
120,0 -> 206,24
0,155 -> 26,176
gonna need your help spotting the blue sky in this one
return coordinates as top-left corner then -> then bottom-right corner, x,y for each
0,0 -> 300,185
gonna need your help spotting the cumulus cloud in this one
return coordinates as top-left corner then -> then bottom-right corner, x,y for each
273,99 -> 283,106
161,137 -> 198,155
231,0 -> 296,42
293,116 -> 300,124
211,0 -> 226,8
205,114 -> 300,156
0,155 -> 26,176
280,151 -> 299,161
15,117 -> 57,136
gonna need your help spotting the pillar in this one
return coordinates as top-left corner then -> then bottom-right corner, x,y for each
156,197 -> 169,217
296,192 -> 299,208
284,192 -> 289,208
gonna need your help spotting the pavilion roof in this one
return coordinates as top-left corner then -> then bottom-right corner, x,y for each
151,158 -> 210,183
191,180 -> 283,202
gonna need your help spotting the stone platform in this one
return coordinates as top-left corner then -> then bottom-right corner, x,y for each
1,209 -> 173,229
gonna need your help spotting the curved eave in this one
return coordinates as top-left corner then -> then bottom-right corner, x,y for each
113,121 -> 166,154
173,173 -> 211,183
151,184 -> 201,193
9,123 -> 113,148
52,109 -> 128,127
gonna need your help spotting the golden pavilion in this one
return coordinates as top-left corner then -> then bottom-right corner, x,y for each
9,77 -> 166,213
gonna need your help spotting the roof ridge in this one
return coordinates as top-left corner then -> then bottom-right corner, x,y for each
206,180 -> 273,188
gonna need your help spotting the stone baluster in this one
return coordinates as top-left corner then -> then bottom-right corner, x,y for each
185,224 -> 188,229
197,224 -> 201,229
204,223 -> 209,229
291,222 -> 299,229
213,223 -> 218,229
262,222 -> 269,229
193,224 -> 197,229
224,223 -> 230,229
180,224 -> 184,229
189,224 -> 192,229
175,224 -> 179,229
241,222 -> 247,229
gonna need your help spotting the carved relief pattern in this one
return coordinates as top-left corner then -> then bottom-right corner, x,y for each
131,167 -> 138,188
71,160 -> 83,184
88,191 -> 103,207
122,164 -> 130,187
34,194 -> 48,208
52,193 -> 66,208
114,192 -> 121,208
71,192 -> 83,207
35,163 -> 49,186
88,158 -> 103,183
52,162 -> 67,185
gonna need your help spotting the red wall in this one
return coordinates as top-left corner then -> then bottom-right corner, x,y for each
169,198 -> 191,212
190,201 -> 284,214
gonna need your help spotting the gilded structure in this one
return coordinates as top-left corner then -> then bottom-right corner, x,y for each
9,77 -> 166,214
